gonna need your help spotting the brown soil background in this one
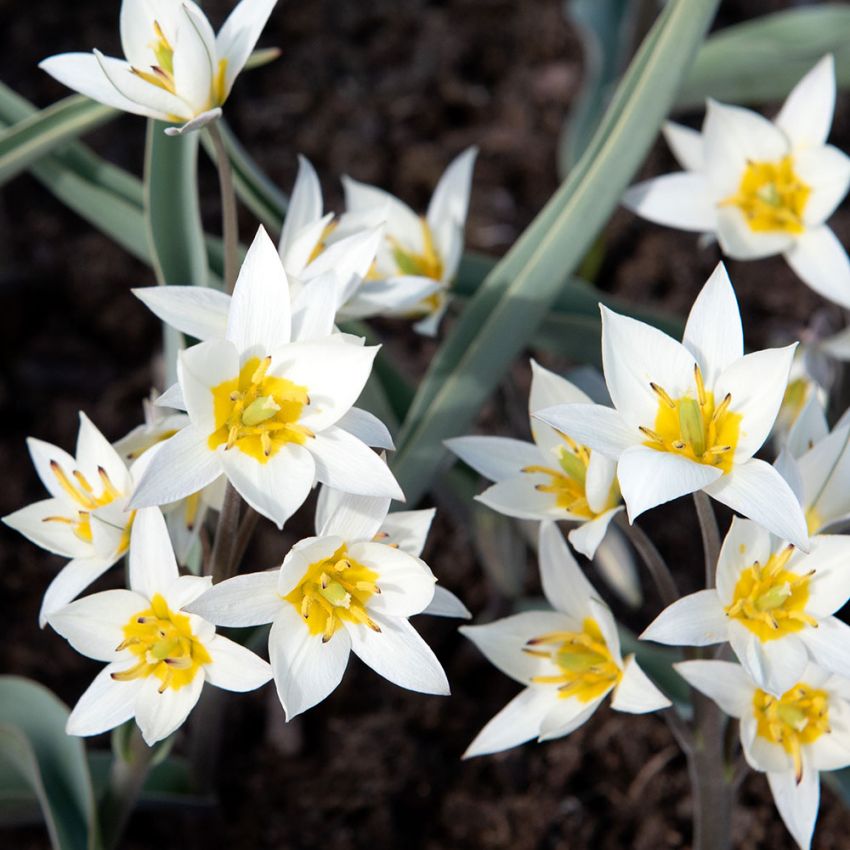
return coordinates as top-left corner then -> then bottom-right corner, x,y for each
2,0 -> 850,847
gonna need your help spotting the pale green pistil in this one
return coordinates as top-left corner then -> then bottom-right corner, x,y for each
240,395 -> 281,427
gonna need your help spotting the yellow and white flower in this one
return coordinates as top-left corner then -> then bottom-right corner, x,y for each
534,263 -> 809,549
446,360 -> 622,558
47,508 -> 271,745
642,517 -> 850,696
129,227 -> 402,527
460,522 -> 669,758
4,413 -> 143,626
339,146 -> 478,336
677,659 -> 850,850
624,56 -> 850,308
188,490 -> 456,719
40,0 -> 277,135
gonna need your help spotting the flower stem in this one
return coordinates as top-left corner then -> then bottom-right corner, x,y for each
206,121 -> 239,292
208,481 -> 242,584
98,726 -> 155,850
693,491 -> 721,588
614,513 -> 679,607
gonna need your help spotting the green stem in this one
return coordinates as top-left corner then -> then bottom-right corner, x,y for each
615,513 -> 679,607
206,121 -> 239,292
693,491 -> 721,588
208,481 -> 242,584
97,726 -> 155,850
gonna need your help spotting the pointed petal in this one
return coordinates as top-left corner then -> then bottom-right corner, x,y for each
611,656 -> 671,713
766,761 -> 819,850
178,339 -> 239,434
622,173 -> 715,231
673,660 -> 753,718
66,664 -> 143,737
476,477 -> 572,522
378,508 -> 435,557
568,507 -> 621,559
205,634 -> 272,692
462,686 -> 553,758
704,459 -> 809,551
736,629 -> 808,697
94,50 -> 189,118
796,145 -> 850,226
800,423 -> 850,529
716,205 -> 793,259
715,517 -> 772,603
215,0 -> 278,96
786,396 -> 828,460
641,589 -> 728,647
162,107 -> 221,136
173,2 -> 215,113
776,54 -> 835,150
319,490 -> 390,540
348,541 -> 435,617
662,121 -> 704,171
584,450 -> 617,515
426,146 -> 477,234
3,499 -> 94,558
532,403 -> 638,460
420,586 -> 470,619
135,673 -> 204,745
538,693 -> 606,741
334,407 -> 394,450
128,507 -> 179,598
133,286 -> 230,341
784,225 -> 850,309
342,176 -> 421,249
39,557 -> 119,629
279,154 -> 323,260
186,569 -> 281,626
538,521 -> 597,619
75,412 -> 131,494
803,535 -> 850,617
445,436 -> 542,483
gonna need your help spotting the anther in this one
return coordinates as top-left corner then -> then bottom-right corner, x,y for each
650,382 -> 676,408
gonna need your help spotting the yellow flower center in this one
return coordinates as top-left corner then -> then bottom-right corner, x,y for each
720,155 -> 811,235
391,219 -> 444,282
524,617 -> 622,702
522,435 -> 619,519
754,683 -> 829,781
284,544 -> 382,643
42,460 -> 134,553
724,544 -> 816,641
113,593 -> 212,692
208,356 -> 313,464
642,364 -> 741,473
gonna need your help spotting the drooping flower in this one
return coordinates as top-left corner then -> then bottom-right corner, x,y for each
188,490 -> 455,719
642,517 -> 850,695
534,263 -> 809,549
129,226 -> 403,527
676,659 -> 850,850
340,146 -> 478,335
4,413 -> 142,626
47,507 -> 271,745
446,360 -> 622,558
40,0 -> 277,135
623,56 -> 850,308
460,521 -> 670,758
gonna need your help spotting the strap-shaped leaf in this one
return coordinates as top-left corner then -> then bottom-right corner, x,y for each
0,677 -> 97,850
390,0 -> 720,506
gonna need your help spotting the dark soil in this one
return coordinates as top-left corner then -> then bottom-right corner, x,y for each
2,0 -> 849,848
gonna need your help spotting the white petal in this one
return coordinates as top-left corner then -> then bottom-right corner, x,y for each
476,477 -> 569,521
334,407 -> 394,450
135,673 -> 204,745
66,664 -> 143,737
610,656 -> 671,713
348,541 -> 435,618
715,516 -> 772,603
279,155 -> 323,261
342,176 -> 422,249
808,695 -> 850,770
704,459 -> 809,551
220,441 -> 315,529
187,570 -> 281,626
128,507 -> 179,598
462,686 -> 554,758
304,226 -> 383,288
226,226 -> 291,356
277,536 -> 343,597
715,344 -> 796,461
163,575 -> 211,611
796,145 -> 850,226
799,617 -> 850,680
461,610 -> 576,686
47,589 -> 147,661
129,426 -> 221,508
318,490 -> 390,540
289,270 -> 343,342
412,294 -> 450,337
716,205 -> 793,260
800,423 -> 850,528
74,413 -> 131,496
622,173 -> 715,231
94,50 -> 190,118
445,436 -> 542,483
803,535 -> 850,616
784,225 -> 850,309
309,426 -> 404,500
25,437 -> 78,504
178,339 -> 239,433
568,507 -> 621,559
205,634 -> 272,692
590,524 -> 642,608
532,403 -> 638,460
538,521 -> 597,619
215,0 -> 277,96
155,382 -> 186,411
427,146 -> 477,235
133,286 -> 229,341
3,499 -> 94,558
786,396 -> 828,460
538,693 -> 607,741
682,262 -> 743,385
341,275 -> 441,320
673,660 -> 753,718
420,586 -> 470,619
766,762 -> 819,850
584,451 -> 617,514
618,445 -> 723,521
269,605 -> 351,719
739,632 -> 809,697
378,508 -> 435,557
348,613 -> 449,695
776,55 -> 835,151
173,2 -> 215,113
640,589 -> 728,646
162,107 -> 221,136
662,121 -> 704,171
39,557 -> 119,629
282,213 -> 333,277
119,0 -> 160,67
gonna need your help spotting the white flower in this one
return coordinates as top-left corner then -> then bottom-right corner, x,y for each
3,413 -> 143,626
446,360 -> 622,558
40,0 -> 277,135
47,507 -> 271,745
460,522 -> 669,758
113,396 -> 225,565
188,491 -> 453,719
624,55 -> 850,308
339,146 -> 478,336
676,659 -> 850,850
642,517 -> 850,695
129,226 -> 403,527
534,263 -> 809,549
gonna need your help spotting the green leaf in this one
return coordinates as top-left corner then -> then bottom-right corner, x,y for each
678,6 -> 850,109
391,0 -> 719,506
0,676 -> 97,850
0,95 -> 116,188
